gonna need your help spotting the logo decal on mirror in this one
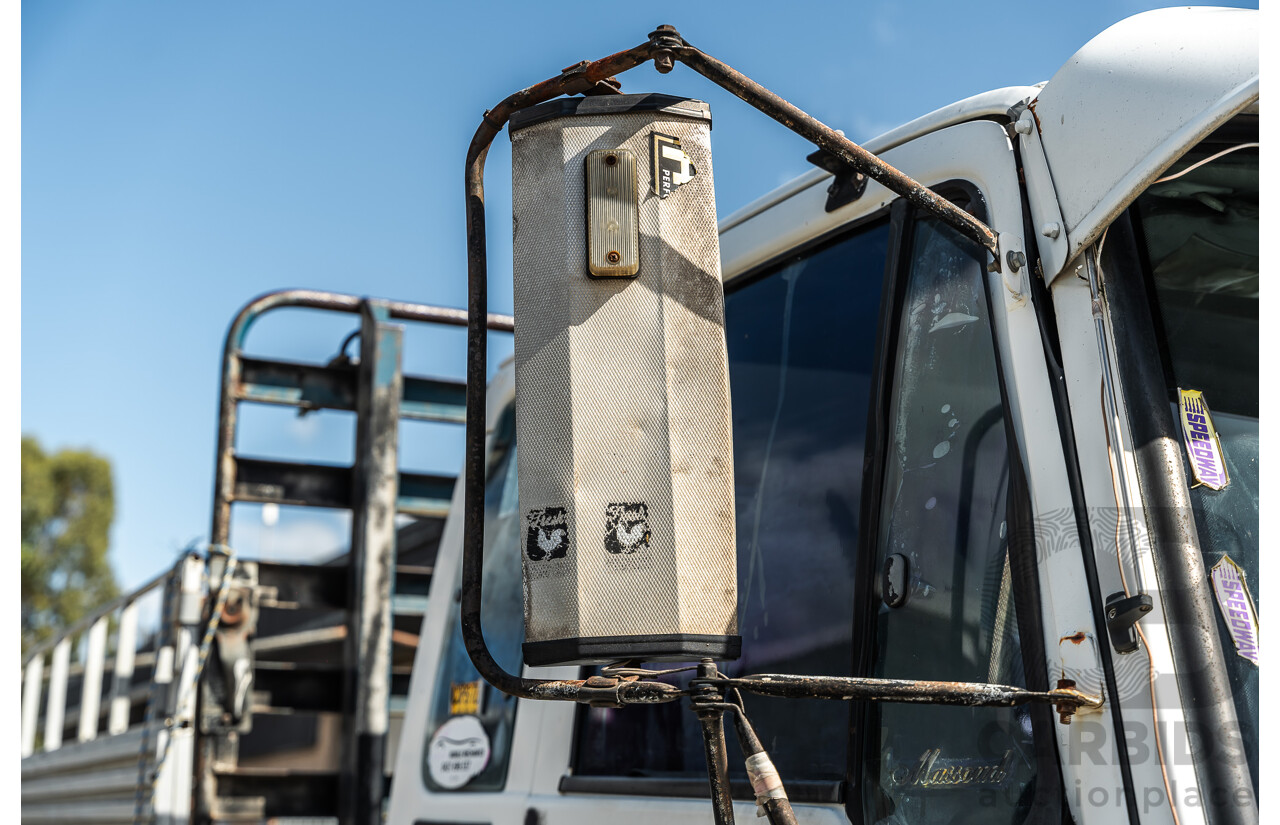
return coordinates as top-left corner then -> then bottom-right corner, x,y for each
525,507 -> 569,561
605,503 -> 650,554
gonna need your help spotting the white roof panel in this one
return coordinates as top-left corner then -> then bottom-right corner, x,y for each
1030,6 -> 1258,266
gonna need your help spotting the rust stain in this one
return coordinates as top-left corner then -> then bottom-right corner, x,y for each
1060,631 -> 1088,646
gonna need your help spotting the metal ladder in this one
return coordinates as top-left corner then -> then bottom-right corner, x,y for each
199,289 -> 512,824
20,289 -> 511,824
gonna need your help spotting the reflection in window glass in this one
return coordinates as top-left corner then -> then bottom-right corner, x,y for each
574,220 -> 890,783
1132,128 -> 1258,792
422,406 -> 522,792
863,215 -> 1037,825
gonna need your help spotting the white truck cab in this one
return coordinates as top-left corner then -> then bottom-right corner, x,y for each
389,7 -> 1258,825
18,7 -> 1257,825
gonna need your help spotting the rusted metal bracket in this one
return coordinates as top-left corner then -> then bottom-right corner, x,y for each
693,673 -> 1104,725
691,661 -> 736,825
807,146 -> 868,213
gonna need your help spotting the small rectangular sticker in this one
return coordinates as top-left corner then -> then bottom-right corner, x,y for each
1178,388 -> 1229,490
450,680 -> 483,716
1210,556 -> 1258,666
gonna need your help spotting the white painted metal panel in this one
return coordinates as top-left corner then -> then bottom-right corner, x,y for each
108,601 -> 138,735
21,724 -> 159,825
22,656 -> 44,758
43,639 -> 71,752
78,617 -> 109,742
1051,268 -> 1202,825
1030,6 -> 1258,272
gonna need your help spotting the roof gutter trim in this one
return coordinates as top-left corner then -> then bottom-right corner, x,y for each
718,86 -> 1040,233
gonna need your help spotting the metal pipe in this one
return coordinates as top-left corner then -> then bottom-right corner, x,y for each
77,617 -> 109,742
108,601 -> 139,735
1085,250 -> 1147,594
726,690 -> 798,825
708,673 -> 1103,712
342,300 -> 403,825
460,40 -> 684,707
671,40 -> 998,256
22,570 -> 170,666
694,662 -> 737,825
21,656 -> 44,757
44,638 -> 71,751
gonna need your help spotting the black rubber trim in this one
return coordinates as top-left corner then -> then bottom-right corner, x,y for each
523,634 -> 741,666
846,195 -> 911,825
509,93 -> 712,133
1099,210 -> 1257,825
981,162 -> 1062,825
558,774 -> 843,804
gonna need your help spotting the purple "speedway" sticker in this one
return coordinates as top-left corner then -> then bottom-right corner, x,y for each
1211,556 -> 1259,666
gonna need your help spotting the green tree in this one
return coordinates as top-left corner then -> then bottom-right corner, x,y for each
21,436 -> 118,654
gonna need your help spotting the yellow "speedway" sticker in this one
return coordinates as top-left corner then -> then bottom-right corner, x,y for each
1178,389 -> 1229,490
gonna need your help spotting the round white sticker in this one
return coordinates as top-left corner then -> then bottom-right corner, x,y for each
427,715 -> 492,790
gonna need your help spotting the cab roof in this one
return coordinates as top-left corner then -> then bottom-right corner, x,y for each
1030,5 -> 1258,266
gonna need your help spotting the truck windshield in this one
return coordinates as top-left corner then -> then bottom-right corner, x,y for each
1130,123 -> 1258,788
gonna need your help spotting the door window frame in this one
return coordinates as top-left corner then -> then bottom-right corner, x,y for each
848,181 -> 1063,825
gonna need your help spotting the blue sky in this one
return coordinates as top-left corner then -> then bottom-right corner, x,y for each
22,0 -> 1258,590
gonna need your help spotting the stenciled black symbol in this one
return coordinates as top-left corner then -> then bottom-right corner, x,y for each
605,503 -> 650,555
525,508 -> 569,562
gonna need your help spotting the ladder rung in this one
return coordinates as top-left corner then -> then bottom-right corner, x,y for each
255,563 -> 433,612
236,357 -> 467,424
232,457 -> 454,517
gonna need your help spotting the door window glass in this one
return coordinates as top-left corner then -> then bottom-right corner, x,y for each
861,213 -> 1038,825
572,219 -> 891,784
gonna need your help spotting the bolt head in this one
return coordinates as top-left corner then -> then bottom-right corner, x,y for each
1040,222 -> 1061,239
